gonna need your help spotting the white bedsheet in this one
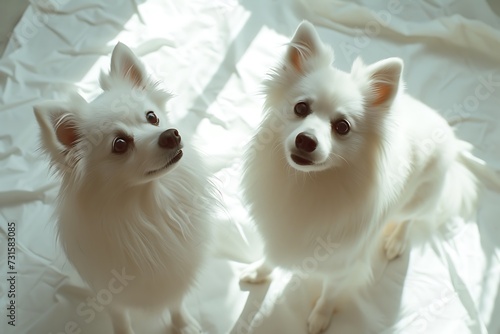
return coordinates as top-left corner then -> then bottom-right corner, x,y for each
1,0 -> 500,333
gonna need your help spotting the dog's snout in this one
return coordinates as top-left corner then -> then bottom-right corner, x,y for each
158,129 -> 181,149
295,132 -> 317,153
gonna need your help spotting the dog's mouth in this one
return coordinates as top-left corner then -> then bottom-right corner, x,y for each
146,150 -> 183,175
290,154 -> 314,166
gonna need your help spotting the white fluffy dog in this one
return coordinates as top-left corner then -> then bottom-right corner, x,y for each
34,42 -> 213,334
240,21 -> 497,333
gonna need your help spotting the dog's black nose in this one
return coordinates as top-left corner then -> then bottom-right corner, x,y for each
158,129 -> 181,149
295,132 -> 317,153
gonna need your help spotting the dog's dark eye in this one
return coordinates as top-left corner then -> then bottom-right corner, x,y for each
333,119 -> 350,135
294,102 -> 311,117
112,137 -> 129,154
146,111 -> 159,126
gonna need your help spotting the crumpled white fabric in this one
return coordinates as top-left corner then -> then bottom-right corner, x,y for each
0,0 -> 499,333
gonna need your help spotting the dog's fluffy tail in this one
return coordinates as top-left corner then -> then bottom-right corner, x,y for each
439,140 -> 500,222
457,141 -> 500,191
439,151 -> 478,223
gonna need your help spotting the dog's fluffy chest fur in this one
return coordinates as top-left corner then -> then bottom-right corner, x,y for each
243,134 -> 380,276
57,164 -> 210,309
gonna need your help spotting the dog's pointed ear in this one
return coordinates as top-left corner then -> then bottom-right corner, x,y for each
363,58 -> 403,110
34,101 -> 82,168
286,21 -> 328,74
109,42 -> 147,88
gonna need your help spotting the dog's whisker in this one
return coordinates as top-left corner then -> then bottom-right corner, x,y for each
331,152 -> 350,167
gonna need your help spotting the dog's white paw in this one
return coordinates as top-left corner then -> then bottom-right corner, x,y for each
307,310 -> 332,334
383,221 -> 410,260
384,233 -> 406,260
240,268 -> 269,284
240,259 -> 272,284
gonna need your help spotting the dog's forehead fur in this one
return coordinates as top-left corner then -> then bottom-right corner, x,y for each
88,88 -> 168,123
294,67 -> 365,119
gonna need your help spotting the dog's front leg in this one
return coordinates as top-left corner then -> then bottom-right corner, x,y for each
239,257 -> 275,284
170,303 -> 202,334
109,307 -> 134,334
307,278 -> 337,334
